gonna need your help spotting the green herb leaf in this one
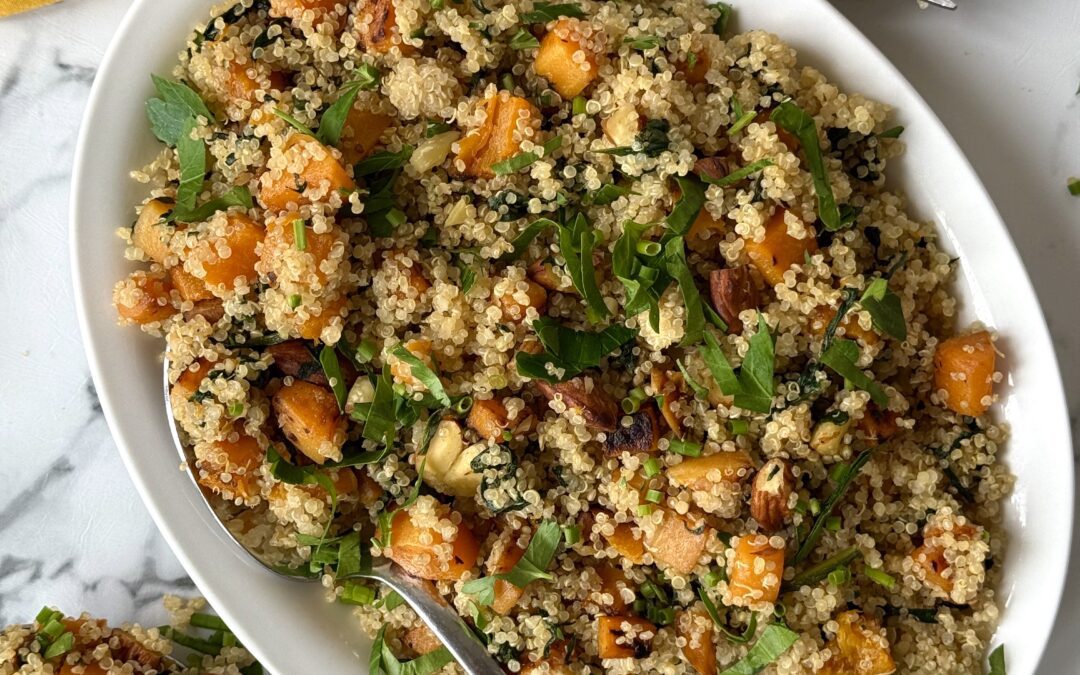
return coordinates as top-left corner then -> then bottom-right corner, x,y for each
146,98 -> 194,146
784,546 -> 860,589
718,623 -> 799,675
597,119 -> 670,158
355,146 -> 414,176
175,116 -> 205,212
319,345 -> 348,411
701,330 -> 741,394
819,339 -> 889,406
988,645 -> 1006,675
165,186 -> 253,223
361,365 -> 398,445
676,359 -> 709,400
587,183 -> 635,206
515,318 -> 637,382
272,107 -> 316,137
509,27 -> 541,50
878,125 -> 904,139
464,522 -> 562,605
152,74 -> 214,123
623,34 -> 661,50
316,65 -> 381,147
521,2 -> 584,23
612,220 -> 668,328
500,218 -> 557,262
735,314 -> 776,412
859,278 -> 907,341
696,585 -> 757,644
492,136 -> 562,175
699,159 -> 773,188
556,212 -> 609,322
770,99 -> 845,231
665,175 -> 706,235
425,120 -> 453,137
458,261 -> 477,294
1069,178 -> 1080,196
712,2 -> 733,36
371,624 -> 454,675
793,450 -> 872,563
660,236 -> 705,346
390,343 -> 450,407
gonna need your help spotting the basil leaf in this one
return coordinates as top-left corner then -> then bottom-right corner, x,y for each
819,339 -> 888,406
319,345 -> 348,411
272,107 -> 316,137
390,343 -> 450,407
492,136 -> 562,175
315,65 -> 381,147
770,99 -> 845,231
521,2 -> 584,23
717,623 -> 799,675
371,625 -> 454,675
660,237 -> 704,346
146,98 -> 193,146
859,278 -> 907,341
165,186 -> 253,223
151,74 -> 214,122
509,28 -> 540,50
515,318 -> 637,382
355,146 -> 414,176
699,159 -> 774,188
500,218 -> 556,263
175,116 -> 205,212
988,645 -> 1006,675
793,449 -> 873,563
665,175 -> 706,235
335,531 -> 372,579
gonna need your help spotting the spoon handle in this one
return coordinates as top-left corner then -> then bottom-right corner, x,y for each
370,568 -> 504,675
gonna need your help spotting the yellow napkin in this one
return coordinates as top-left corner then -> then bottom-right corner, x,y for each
0,0 -> 60,18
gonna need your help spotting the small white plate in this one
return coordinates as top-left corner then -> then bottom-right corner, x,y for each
70,1 -> 1073,673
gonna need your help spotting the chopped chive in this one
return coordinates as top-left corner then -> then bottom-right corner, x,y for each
729,419 -> 748,435
572,96 -> 587,116
636,240 -> 661,256
227,401 -> 244,417
865,567 -> 896,590
293,218 -> 307,251
355,339 -> 377,364
636,504 -> 654,516
827,567 -> 851,587
42,632 -> 74,660
702,568 -> 723,587
34,607 -> 59,626
643,457 -> 662,478
784,546 -> 861,590
622,387 -> 648,413
645,489 -> 664,504
668,439 -> 702,457
288,294 -> 302,309
727,109 -> 757,136
453,395 -> 474,415
190,613 -> 231,632
339,581 -> 377,605
562,525 -> 581,546
653,606 -> 675,625
40,619 -> 65,640
824,515 -> 841,531
500,73 -> 516,92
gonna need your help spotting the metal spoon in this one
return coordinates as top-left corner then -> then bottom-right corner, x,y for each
163,359 -> 503,675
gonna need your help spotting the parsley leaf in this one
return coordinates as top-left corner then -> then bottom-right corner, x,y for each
315,65 -> 381,147
151,75 -> 214,124
699,315 -> 775,413
389,343 -> 450,407
370,625 -> 454,675
462,521 -> 562,605
500,218 -> 557,263
515,318 -> 637,382
355,146 -> 414,176
818,339 -> 889,406
175,116 -> 205,212
660,237 -> 705,346
665,175 -> 706,235
859,278 -> 907,341
770,99 -> 846,231
988,645 -> 1006,675
557,212 -> 609,322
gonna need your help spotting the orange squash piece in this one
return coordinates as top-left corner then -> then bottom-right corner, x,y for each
272,380 -> 345,464
187,213 -> 264,291
172,359 -> 213,405
296,292 -> 348,341
646,510 -> 708,575
114,270 -> 176,325
385,506 -> 479,580
131,199 -> 174,264
686,206 -> 726,256
258,134 -> 355,212
808,305 -> 880,347
604,522 -> 645,564
340,107 -> 392,165
667,451 -> 754,491
820,611 -> 896,675
677,609 -> 716,675
597,615 -> 656,660
403,624 -> 442,656
677,49 -> 710,86
490,541 -> 527,615
197,434 -> 265,500
354,0 -> 415,54
933,331 -> 996,416
744,208 -> 817,286
169,266 -> 215,303
534,19 -> 599,98
455,94 -> 540,178
595,564 -> 630,612
727,534 -> 785,606
261,211 -> 345,287
269,0 -> 341,22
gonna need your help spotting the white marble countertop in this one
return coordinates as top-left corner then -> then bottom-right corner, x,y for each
0,0 -> 1077,671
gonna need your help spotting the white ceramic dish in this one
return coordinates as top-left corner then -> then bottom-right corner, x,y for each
71,1 -> 1073,673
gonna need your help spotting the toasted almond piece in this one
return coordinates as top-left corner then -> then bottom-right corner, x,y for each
536,376 -> 619,432
749,459 -> 794,532
709,266 -> 759,334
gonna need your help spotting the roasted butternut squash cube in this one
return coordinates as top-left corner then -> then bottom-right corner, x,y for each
403,624 -> 442,656
604,522 -> 645,564
272,380 -> 345,464
454,94 -> 540,178
597,615 -> 656,660
667,451 -> 754,491
114,270 -> 176,325
340,107 -> 392,165
261,212 -> 346,290
385,505 -> 479,580
595,564 -> 630,612
534,19 -> 600,98
808,305 -> 880,347
489,540 -> 526,615
196,434 -> 264,500
820,611 -> 896,675
468,397 -> 510,442
497,277 -> 548,322
169,266 -> 215,303
677,609 -> 716,675
185,213 -> 264,292
686,206 -> 726,256
353,0 -> 414,54
296,292 -> 349,341
727,534 -> 785,606
258,134 -> 355,212
645,510 -> 708,575
933,331 -> 996,416
744,208 -> 817,286
269,0 -> 342,22
132,199 -> 175,264
171,359 -> 213,408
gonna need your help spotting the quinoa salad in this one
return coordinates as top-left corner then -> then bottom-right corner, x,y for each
110,0 -> 1011,673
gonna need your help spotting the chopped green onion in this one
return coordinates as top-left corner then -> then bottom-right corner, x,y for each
500,73 -> 516,92
622,387 -> 648,414
668,439 -> 702,457
809,498 -> 822,517
34,607 -> 60,626
293,218 -> 307,251
828,462 -> 849,484
636,240 -> 661,256
227,401 -> 244,417
355,339 -> 377,364
339,581 -> 377,605
865,567 -> 896,590
643,457 -> 662,478
572,96 -> 587,116
636,504 -> 654,516
42,632 -> 74,660
1069,178 -> 1080,196
824,515 -> 841,531
729,419 -> 749,435
288,294 -> 302,309
702,568 -> 723,587
645,489 -> 663,504
827,567 -> 851,587
190,613 -> 231,632
159,626 -> 222,656
454,395 -> 474,415
562,525 -> 581,546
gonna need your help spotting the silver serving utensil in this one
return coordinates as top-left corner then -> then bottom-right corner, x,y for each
163,359 -> 503,675
923,0 -> 958,9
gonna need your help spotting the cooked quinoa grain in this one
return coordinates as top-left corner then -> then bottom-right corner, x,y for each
110,0 -> 1011,672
